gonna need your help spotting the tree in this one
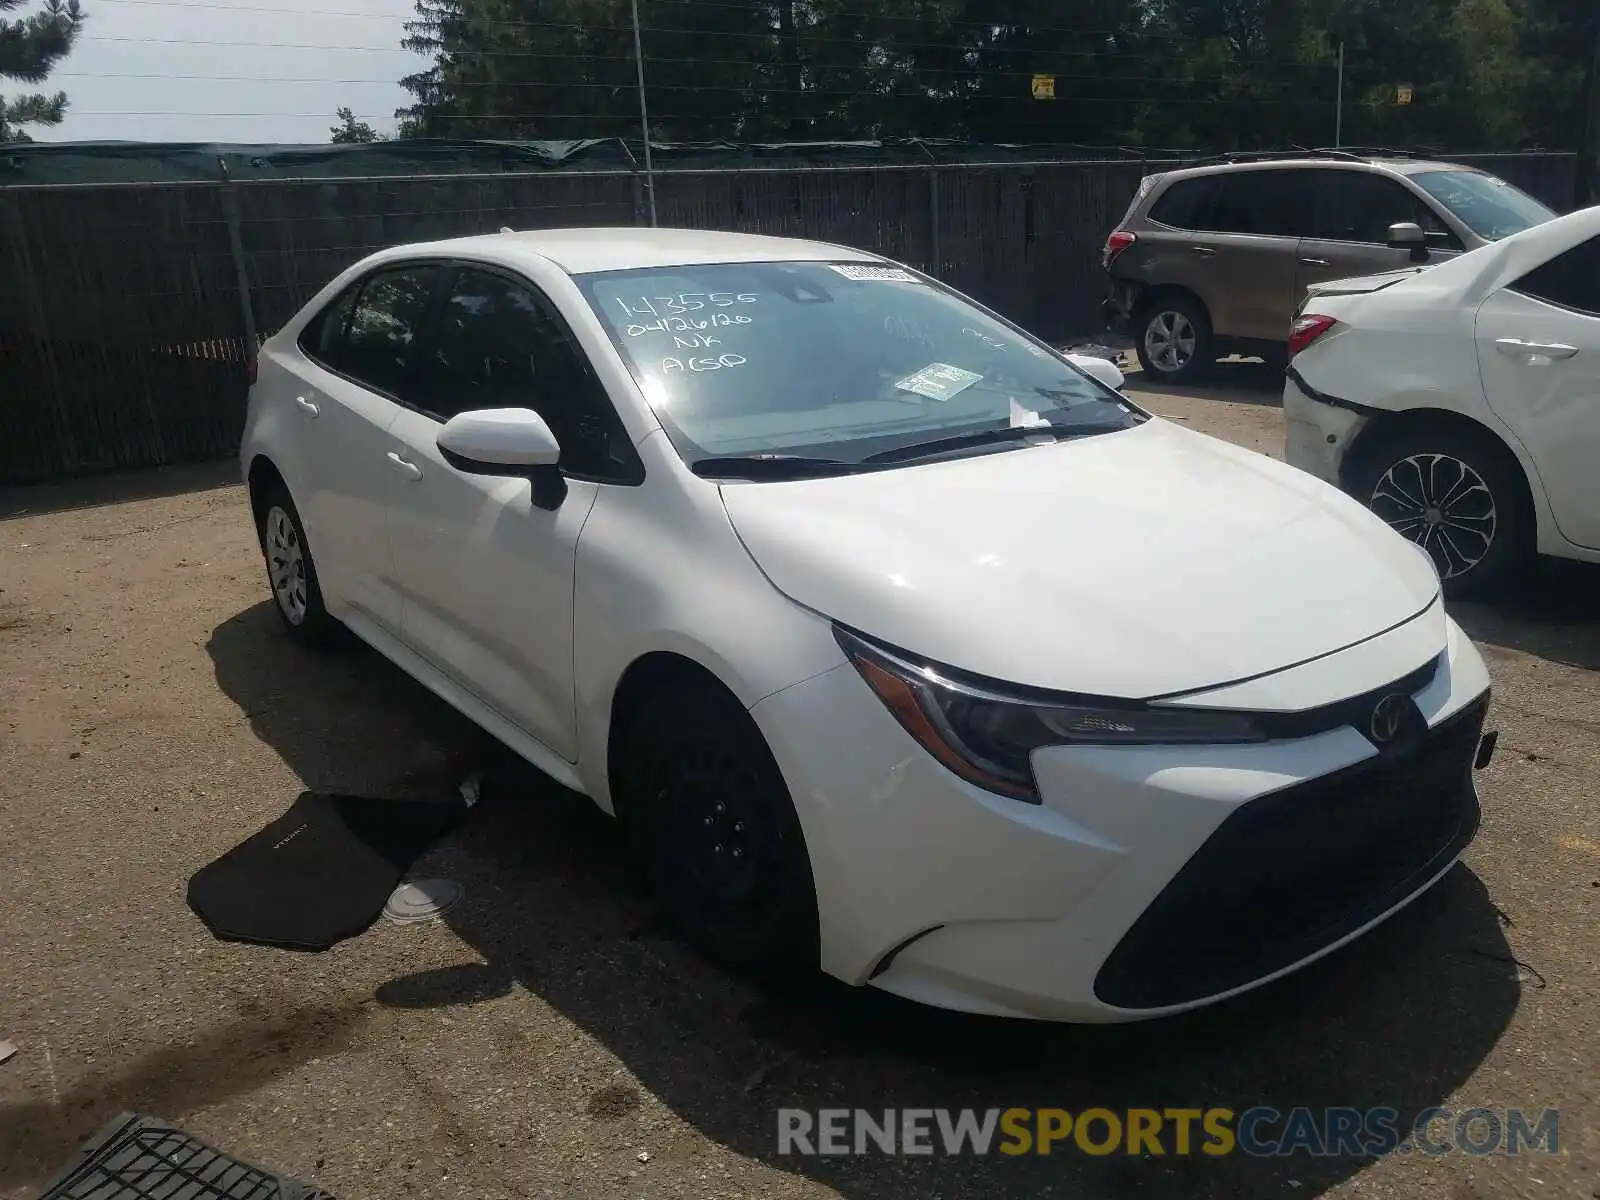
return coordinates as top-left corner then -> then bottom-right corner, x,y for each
0,0 -> 84,142
330,105 -> 382,143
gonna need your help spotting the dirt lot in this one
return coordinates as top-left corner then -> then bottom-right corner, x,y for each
1,370 -> 1597,1200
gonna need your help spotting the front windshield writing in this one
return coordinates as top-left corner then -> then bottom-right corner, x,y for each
579,261 -> 1138,468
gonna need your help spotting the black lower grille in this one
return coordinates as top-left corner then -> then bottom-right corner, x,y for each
1094,695 -> 1488,1010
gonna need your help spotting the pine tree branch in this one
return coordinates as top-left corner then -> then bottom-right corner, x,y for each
0,0 -> 85,84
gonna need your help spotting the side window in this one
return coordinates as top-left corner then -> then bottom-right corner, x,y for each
1508,236 -> 1600,317
1205,171 -> 1313,238
297,284 -> 360,363
420,267 -> 638,480
1148,178 -> 1216,230
337,265 -> 439,402
1312,172 -> 1464,249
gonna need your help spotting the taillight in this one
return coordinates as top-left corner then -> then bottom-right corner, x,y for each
1288,314 -> 1337,359
247,355 -> 258,386
1102,230 -> 1136,270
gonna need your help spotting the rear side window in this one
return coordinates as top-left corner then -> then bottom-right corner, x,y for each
1508,236 -> 1600,317
1205,171 -> 1314,238
298,285 -> 359,363
1148,178 -> 1215,229
1310,171 -> 1463,249
337,266 -> 440,400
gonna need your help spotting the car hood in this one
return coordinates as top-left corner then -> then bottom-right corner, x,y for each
718,420 -> 1439,699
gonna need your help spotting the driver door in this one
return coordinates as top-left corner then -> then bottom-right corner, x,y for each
383,265 -> 625,761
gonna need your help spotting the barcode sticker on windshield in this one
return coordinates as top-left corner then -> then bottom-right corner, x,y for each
829,264 -> 920,283
895,362 -> 983,402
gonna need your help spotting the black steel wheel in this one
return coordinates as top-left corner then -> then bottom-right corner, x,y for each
616,676 -> 819,978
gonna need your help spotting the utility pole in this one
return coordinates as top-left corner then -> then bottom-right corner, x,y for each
1335,42 -> 1345,148
629,0 -> 658,227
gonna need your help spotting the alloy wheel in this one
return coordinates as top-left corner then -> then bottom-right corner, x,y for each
264,505 -> 309,624
1143,310 -> 1197,374
1369,453 -> 1497,580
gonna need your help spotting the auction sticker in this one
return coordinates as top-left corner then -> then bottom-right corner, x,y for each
829,264 -> 920,282
895,362 -> 983,402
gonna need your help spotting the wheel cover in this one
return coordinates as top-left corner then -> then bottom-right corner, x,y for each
1369,453 -> 1497,580
1144,310 -> 1197,373
264,505 -> 309,624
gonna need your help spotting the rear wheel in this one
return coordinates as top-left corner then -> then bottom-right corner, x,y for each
1134,295 -> 1215,383
1348,425 -> 1530,598
256,485 -> 341,646
614,676 -> 819,979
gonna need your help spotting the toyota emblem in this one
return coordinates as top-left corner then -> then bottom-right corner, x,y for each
1369,693 -> 1407,745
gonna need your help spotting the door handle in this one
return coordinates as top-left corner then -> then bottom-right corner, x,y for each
294,396 -> 320,418
386,451 -> 423,481
1299,257 -> 1332,267
1495,337 -> 1579,359
1191,246 -> 1216,257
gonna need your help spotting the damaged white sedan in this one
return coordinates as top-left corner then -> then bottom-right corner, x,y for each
242,228 -> 1494,1021
1286,203 -> 1600,596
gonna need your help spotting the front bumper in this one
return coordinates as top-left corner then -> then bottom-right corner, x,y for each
750,616 -> 1492,1021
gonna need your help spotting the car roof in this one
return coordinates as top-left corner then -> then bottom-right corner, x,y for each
393,226 -> 882,275
1154,156 -> 1468,185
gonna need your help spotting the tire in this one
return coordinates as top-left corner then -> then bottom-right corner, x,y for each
256,484 -> 342,646
1134,294 -> 1215,383
1347,424 -> 1531,599
614,676 -> 819,979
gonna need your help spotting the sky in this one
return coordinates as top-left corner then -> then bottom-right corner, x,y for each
29,0 -> 429,143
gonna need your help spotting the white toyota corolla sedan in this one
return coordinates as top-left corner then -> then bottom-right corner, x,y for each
241,228 -> 1494,1021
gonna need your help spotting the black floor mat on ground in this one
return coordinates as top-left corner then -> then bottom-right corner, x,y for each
37,1112 -> 331,1199
187,791 -> 468,950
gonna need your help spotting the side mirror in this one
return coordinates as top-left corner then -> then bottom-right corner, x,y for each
1066,353 -> 1126,392
437,407 -> 566,509
1386,221 -> 1430,263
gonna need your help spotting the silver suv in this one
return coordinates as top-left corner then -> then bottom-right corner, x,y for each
1102,150 -> 1557,382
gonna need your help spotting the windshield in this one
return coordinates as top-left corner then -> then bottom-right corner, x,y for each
1410,170 -> 1555,240
578,261 -> 1140,473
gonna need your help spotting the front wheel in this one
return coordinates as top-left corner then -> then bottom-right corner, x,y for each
614,677 -> 819,979
1134,295 -> 1215,383
1348,426 -> 1530,598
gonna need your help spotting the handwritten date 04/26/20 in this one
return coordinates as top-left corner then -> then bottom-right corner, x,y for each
616,293 -> 759,319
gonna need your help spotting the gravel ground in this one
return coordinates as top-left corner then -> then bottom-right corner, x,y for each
1,371 -> 1596,1200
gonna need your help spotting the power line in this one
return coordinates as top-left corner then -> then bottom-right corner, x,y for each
79,33 -> 1340,80
79,1 -> 1343,70
85,0 -> 1337,56
70,96 -> 1340,117
59,66 -> 1336,91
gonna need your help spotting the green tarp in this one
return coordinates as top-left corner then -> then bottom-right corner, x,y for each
0,137 -> 1166,187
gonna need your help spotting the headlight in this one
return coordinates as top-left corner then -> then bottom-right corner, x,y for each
836,627 -> 1268,803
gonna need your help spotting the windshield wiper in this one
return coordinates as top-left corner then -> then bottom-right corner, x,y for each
861,422 -> 1130,465
690,453 -> 860,480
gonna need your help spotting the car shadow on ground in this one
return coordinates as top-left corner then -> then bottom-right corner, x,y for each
208,601 -> 1522,1200
1451,558 -> 1600,672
